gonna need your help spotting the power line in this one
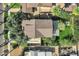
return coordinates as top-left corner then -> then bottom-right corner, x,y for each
0,10 -> 21,47
0,3 -> 16,14
0,10 -> 25,56
0,4 -> 22,56
0,4 -> 28,56
0,3 -> 16,26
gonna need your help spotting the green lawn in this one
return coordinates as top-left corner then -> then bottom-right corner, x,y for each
60,26 -> 72,38
41,37 -> 58,46
41,22 -> 74,46
59,25 -> 74,46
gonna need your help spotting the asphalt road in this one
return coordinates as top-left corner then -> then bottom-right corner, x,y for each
0,3 -> 4,55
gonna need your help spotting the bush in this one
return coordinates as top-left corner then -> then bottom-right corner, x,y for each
11,40 -> 18,48
41,37 -> 58,46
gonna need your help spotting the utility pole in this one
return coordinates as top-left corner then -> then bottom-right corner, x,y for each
7,4 -> 11,56
8,31 -> 11,56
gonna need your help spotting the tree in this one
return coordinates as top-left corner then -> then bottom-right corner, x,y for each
73,16 -> 79,55
51,6 -> 70,20
72,7 -> 79,16
51,6 -> 74,55
4,5 -> 28,48
72,7 -> 79,56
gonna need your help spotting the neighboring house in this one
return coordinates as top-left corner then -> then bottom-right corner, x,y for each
63,3 -> 77,12
56,3 -> 65,8
21,3 -> 38,13
0,3 -> 4,55
38,3 -> 53,13
21,3 -> 56,13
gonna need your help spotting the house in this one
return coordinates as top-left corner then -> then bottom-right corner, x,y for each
22,19 -> 53,38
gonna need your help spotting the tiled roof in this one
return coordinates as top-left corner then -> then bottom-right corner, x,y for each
10,47 -> 23,56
